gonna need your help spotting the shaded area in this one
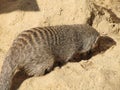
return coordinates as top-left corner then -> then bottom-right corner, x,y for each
10,36 -> 116,90
0,0 -> 40,14
87,3 -> 120,26
93,4 -> 120,24
11,70 -> 30,90
87,12 -> 95,26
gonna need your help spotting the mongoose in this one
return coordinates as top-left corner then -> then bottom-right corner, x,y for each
0,24 -> 100,90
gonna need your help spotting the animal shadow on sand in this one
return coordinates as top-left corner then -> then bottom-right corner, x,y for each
11,36 -> 116,90
0,0 -> 39,14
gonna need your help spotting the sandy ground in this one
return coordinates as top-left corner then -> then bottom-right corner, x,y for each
0,0 -> 120,90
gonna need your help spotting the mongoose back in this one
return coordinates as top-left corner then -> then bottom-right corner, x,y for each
0,24 -> 100,90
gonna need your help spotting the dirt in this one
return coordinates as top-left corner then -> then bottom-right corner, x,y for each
0,0 -> 120,90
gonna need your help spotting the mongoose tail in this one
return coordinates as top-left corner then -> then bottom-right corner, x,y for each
0,47 -> 18,90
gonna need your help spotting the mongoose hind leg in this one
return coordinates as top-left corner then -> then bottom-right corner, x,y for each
24,55 -> 55,76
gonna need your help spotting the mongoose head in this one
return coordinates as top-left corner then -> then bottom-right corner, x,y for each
79,24 -> 100,53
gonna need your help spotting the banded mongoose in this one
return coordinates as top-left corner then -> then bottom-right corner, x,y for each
0,24 -> 100,90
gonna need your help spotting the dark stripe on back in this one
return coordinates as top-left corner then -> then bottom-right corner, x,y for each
32,28 -> 44,44
34,28 -> 45,41
44,27 -> 55,45
13,41 -> 23,48
16,43 -> 23,47
17,38 -> 28,45
42,28 -> 51,45
18,33 -> 34,45
48,26 -> 59,45
56,26 -> 63,45
25,30 -> 38,37
44,27 -> 54,45
31,28 -> 43,44
24,30 -> 43,47
25,30 -> 39,42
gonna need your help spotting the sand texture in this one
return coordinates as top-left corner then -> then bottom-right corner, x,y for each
0,0 -> 120,90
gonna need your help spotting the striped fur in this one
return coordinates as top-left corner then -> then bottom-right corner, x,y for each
0,24 -> 100,90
